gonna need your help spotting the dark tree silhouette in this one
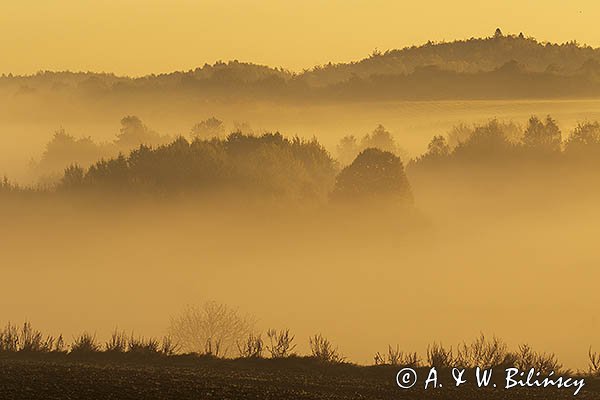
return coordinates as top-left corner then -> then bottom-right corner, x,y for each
335,124 -> 404,166
36,129 -> 105,174
116,116 -> 163,148
359,125 -> 399,154
336,135 -> 359,166
565,121 -> 600,158
190,117 -> 225,139
61,164 -> 85,189
522,115 -> 561,153
452,119 -> 516,161
426,135 -> 450,157
332,148 -> 412,203
59,132 -> 337,201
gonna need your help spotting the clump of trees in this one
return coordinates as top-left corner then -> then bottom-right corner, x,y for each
33,116 -> 171,180
190,117 -> 225,139
58,131 -> 338,203
18,114 -> 600,207
565,121 -> 600,158
7,124 -> 417,208
336,124 -> 405,165
410,115 -> 600,175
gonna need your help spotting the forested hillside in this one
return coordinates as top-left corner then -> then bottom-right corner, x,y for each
3,31 -> 600,100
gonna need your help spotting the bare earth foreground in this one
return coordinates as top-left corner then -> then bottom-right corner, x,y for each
0,356 -> 599,400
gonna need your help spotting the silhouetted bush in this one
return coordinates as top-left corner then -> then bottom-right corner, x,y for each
374,345 -> 419,367
70,332 -> 101,355
266,329 -> 296,358
105,330 -> 128,353
511,344 -> 563,374
0,323 -> 20,352
0,322 -> 63,353
427,342 -> 454,368
589,348 -> 600,376
309,334 -> 344,363
127,335 -> 161,356
237,333 -> 264,358
0,320 -> 588,374
455,333 -> 510,369
19,322 -> 55,353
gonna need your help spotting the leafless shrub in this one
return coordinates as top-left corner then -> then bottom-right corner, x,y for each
266,329 -> 296,358
53,335 -> 67,353
70,332 -> 100,354
105,329 -> 178,356
0,323 -> 20,352
0,322 -> 58,353
455,333 -> 508,369
589,348 -> 600,376
128,335 -> 161,355
105,329 -> 128,353
19,322 -> 55,352
374,345 -> 419,367
427,342 -> 454,368
161,335 -> 180,356
168,301 -> 255,357
237,333 -> 263,358
514,344 -> 562,374
309,334 -> 344,363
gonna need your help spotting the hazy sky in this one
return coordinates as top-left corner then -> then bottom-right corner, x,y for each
1,0 -> 598,76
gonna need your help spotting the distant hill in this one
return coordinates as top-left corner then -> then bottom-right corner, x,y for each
301,31 -> 600,86
3,32 -> 600,100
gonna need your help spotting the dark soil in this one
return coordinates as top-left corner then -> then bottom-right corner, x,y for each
0,355 -> 598,399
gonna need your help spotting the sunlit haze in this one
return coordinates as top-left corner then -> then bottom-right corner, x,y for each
1,0 -> 600,75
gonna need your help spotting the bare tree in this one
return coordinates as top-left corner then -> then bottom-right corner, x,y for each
168,301 -> 255,357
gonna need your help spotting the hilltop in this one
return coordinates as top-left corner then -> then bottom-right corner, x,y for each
3,31 -> 600,100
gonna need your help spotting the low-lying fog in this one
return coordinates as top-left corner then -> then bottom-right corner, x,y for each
1,173 -> 598,370
2,96 -> 600,369
4,98 -> 600,181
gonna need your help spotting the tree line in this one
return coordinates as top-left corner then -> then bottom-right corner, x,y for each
6,114 -> 600,205
410,116 -> 600,173
4,32 -> 600,101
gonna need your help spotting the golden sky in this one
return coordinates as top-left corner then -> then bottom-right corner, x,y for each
1,0 -> 598,76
